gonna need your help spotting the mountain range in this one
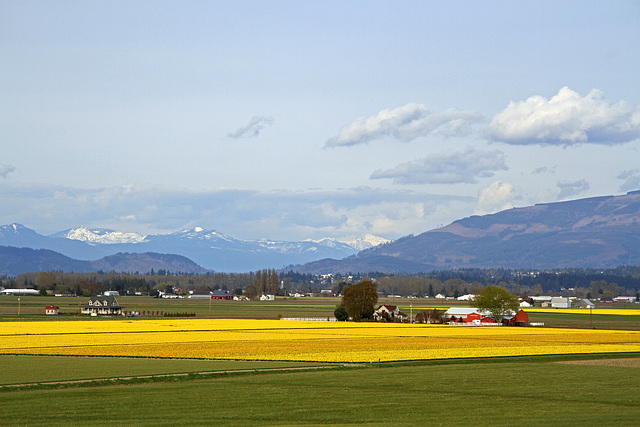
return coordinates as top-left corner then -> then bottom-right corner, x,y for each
0,224 -> 387,274
294,190 -> 640,274
2,191 -> 640,276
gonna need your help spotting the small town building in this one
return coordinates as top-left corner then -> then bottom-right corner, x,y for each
82,295 -> 123,316
45,305 -> 59,315
260,293 -> 275,301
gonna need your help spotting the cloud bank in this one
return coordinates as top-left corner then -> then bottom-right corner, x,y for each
0,182 -> 473,241
486,87 -> 640,145
227,115 -> 274,138
326,103 -> 482,147
370,148 -> 507,184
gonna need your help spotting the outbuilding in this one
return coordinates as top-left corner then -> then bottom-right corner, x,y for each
45,305 -> 59,315
551,297 -> 571,308
211,290 -> 233,300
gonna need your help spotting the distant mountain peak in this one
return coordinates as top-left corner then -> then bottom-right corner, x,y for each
54,226 -> 147,244
342,234 -> 391,251
1,223 -> 27,233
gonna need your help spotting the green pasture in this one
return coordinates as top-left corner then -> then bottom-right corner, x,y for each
0,355 -> 326,386
1,355 -> 639,426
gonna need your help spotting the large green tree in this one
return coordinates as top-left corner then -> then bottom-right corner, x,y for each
473,285 -> 519,322
341,280 -> 378,321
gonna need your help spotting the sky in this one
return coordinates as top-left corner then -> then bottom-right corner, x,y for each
1,0 -> 640,242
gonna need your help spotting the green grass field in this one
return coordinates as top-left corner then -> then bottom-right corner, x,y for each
1,355 -> 639,426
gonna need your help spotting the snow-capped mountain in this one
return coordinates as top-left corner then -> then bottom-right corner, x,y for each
0,223 -> 391,273
52,227 -> 147,244
342,234 -> 391,251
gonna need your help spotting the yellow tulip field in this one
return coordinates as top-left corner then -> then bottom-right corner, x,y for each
2,319 -> 640,363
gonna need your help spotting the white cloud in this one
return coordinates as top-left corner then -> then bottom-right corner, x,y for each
486,87 -> 640,145
0,164 -> 15,178
227,115 -> 274,139
370,148 -> 507,184
326,103 -> 482,147
557,179 -> 590,200
475,181 -> 516,215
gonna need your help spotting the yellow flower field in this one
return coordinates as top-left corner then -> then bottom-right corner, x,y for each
1,319 -> 639,363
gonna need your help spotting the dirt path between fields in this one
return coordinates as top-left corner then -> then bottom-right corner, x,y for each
0,364 -> 362,389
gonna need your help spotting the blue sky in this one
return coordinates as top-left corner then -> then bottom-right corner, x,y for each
1,0 -> 640,241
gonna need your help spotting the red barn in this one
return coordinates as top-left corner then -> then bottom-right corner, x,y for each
211,290 -> 233,300
503,309 -> 529,326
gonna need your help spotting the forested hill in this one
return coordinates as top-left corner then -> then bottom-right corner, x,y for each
0,246 -> 208,276
294,191 -> 640,274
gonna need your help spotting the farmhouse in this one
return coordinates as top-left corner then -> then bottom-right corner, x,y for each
373,305 -> 407,322
82,295 -> 123,316
45,305 -> 59,315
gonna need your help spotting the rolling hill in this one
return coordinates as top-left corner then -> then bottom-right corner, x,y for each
293,191 -> 640,274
